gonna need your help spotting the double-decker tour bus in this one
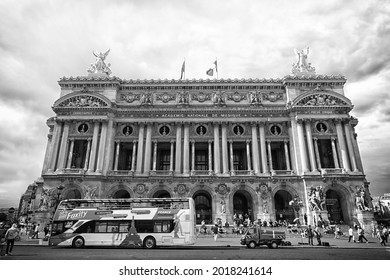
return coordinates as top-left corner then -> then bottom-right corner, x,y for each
49,197 -> 196,249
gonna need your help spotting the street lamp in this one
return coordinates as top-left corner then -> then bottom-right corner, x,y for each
55,185 -> 65,209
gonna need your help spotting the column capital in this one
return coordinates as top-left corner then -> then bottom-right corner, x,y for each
228,139 -> 233,144
331,136 -> 337,141
68,137 -> 75,141
87,137 -> 92,142
153,140 -> 158,144
296,119 -> 304,125
334,118 -> 343,125
250,122 -> 259,127
208,139 -> 214,144
246,139 -> 251,144
170,139 -> 175,144
284,139 -> 289,144
133,140 -> 138,144
191,139 -> 195,144
313,137 -> 318,142
115,140 -> 121,144
266,140 -> 271,144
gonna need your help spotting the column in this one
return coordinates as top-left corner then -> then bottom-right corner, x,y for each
136,124 -> 145,174
83,138 -> 91,171
152,140 -> 157,172
49,121 -> 62,172
96,121 -> 108,173
304,120 -> 317,171
251,123 -> 260,174
259,122 -> 268,173
229,140 -> 235,175
246,140 -> 252,173
297,119 -> 309,172
221,123 -> 229,175
56,122 -> 70,171
284,140 -> 291,170
131,140 -> 137,172
88,121 -> 100,173
169,140 -> 174,174
175,124 -> 182,174
213,123 -> 221,175
66,138 -> 75,169
103,119 -> 115,174
313,138 -> 322,170
208,140 -> 213,175
331,137 -> 340,168
114,141 -> 120,171
191,140 -> 195,174
344,122 -> 358,171
335,120 -> 351,171
267,140 -> 273,172
143,124 -> 153,174
183,123 -> 190,175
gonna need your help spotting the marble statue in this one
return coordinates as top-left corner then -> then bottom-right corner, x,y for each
88,49 -> 112,76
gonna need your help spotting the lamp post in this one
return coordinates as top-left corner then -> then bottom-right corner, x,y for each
55,185 -> 65,210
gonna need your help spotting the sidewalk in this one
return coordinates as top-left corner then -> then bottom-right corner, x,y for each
15,232 -> 388,249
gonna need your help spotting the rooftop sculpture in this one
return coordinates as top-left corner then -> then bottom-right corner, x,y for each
87,49 -> 112,76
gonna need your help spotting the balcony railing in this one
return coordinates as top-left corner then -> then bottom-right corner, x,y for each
320,168 -> 345,175
271,170 -> 294,176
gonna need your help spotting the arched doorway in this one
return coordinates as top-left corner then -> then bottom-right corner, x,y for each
112,189 -> 130,198
152,190 -> 171,198
325,190 -> 346,224
193,191 -> 212,224
233,190 -> 254,222
274,190 -> 294,223
63,189 -> 82,199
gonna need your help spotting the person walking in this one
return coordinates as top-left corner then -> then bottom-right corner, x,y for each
0,222 -> 7,256
31,223 -> 40,239
314,226 -> 322,246
380,227 -> 386,246
348,226 -> 356,243
358,227 -> 368,243
334,225 -> 340,239
307,225 -> 314,246
213,221 -> 219,241
5,223 -> 20,256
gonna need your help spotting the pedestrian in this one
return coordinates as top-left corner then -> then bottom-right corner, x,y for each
32,223 -> 40,239
380,228 -> 386,246
314,226 -> 322,246
5,223 -> 20,256
307,225 -> 314,246
358,227 -> 368,243
348,226 -> 356,243
384,226 -> 389,243
0,222 -> 7,256
334,225 -> 340,239
44,224 -> 49,237
213,221 -> 219,241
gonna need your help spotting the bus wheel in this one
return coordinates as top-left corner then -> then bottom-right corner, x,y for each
72,236 -> 85,248
143,236 -> 156,249
270,241 -> 278,249
247,241 -> 256,249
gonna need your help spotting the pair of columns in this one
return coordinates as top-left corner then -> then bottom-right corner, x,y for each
47,120 -> 113,174
295,119 -> 358,172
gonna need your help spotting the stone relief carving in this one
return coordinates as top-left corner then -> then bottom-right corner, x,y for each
59,95 -> 108,107
297,94 -> 347,106
191,92 -> 211,102
256,184 -> 271,214
156,92 -> 175,103
227,91 -> 246,102
263,92 -> 283,102
141,92 -> 153,105
84,186 -> 98,199
249,91 -> 261,105
177,90 -> 189,104
38,187 -> 51,211
134,184 -> 149,195
87,49 -> 112,76
174,184 -> 189,196
121,93 -> 141,103
213,90 -> 226,105
215,184 -> 230,196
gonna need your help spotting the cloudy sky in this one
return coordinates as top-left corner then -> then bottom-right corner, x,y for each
0,0 -> 389,208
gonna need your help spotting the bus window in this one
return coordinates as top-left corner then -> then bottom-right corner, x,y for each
95,221 -> 108,233
118,222 -> 130,233
74,221 -> 95,233
136,220 -> 154,233
107,222 -> 118,233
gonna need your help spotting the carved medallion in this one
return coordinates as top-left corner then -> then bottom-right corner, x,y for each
263,92 -> 283,102
174,184 -> 188,195
227,92 -> 245,102
121,93 -> 141,103
156,92 -> 175,103
191,92 -> 211,103
134,184 -> 148,195
215,184 -> 230,195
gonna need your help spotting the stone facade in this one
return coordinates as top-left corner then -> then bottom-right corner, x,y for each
20,49 -> 376,230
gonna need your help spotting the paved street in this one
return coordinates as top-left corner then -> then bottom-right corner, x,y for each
1,231 -> 389,260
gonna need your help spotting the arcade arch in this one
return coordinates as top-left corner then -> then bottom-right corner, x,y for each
193,191 -> 212,224
274,190 -> 294,223
233,190 -> 254,222
325,189 -> 348,224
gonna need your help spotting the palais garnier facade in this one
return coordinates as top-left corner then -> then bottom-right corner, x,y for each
18,49 -> 375,230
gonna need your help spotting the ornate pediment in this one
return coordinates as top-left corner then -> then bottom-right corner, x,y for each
293,91 -> 352,108
54,92 -> 111,109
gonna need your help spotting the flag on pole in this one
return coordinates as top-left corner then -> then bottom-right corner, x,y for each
180,60 -> 185,79
206,59 -> 218,77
